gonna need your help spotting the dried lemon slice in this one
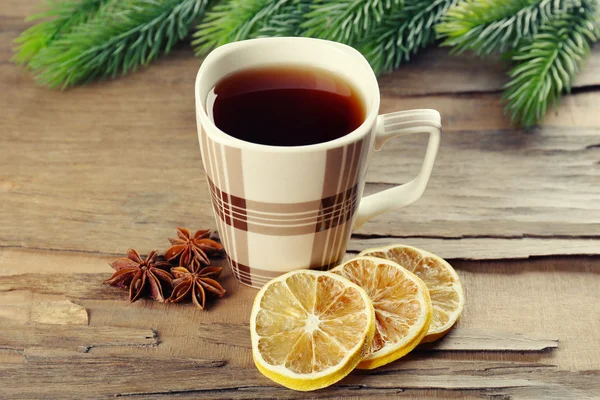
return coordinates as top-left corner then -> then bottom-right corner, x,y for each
359,245 -> 464,343
250,270 -> 375,391
332,256 -> 432,369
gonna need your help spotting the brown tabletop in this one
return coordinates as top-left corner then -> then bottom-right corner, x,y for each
2,2 -> 600,399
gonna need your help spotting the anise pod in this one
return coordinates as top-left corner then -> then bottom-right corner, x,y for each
165,227 -> 224,267
104,249 -> 172,303
167,259 -> 226,310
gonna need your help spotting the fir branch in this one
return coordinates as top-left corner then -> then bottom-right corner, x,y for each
437,0 -> 576,56
25,0 -> 209,89
357,0 -> 456,75
301,0 -> 400,44
12,0 -> 108,66
503,1 -> 600,127
256,0 -> 312,37
193,0 -> 309,55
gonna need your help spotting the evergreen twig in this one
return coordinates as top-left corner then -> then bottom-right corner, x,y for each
12,0 -> 600,130
301,0 -> 398,44
358,0 -> 456,75
503,0 -> 600,127
19,0 -> 209,89
193,0 -> 310,55
256,0 -> 311,37
437,0 -> 575,56
12,0 -> 108,66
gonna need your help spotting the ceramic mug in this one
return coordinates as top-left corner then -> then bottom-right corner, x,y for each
195,37 -> 440,289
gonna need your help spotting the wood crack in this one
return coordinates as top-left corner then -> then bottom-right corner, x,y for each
1,323 -> 160,354
0,243 -> 122,257
356,363 -> 556,377
350,233 -> 600,240
78,336 -> 159,353
382,85 -> 600,99
572,84 -> 600,95
113,386 -> 275,397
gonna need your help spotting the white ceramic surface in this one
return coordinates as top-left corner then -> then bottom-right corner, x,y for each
195,37 -> 441,288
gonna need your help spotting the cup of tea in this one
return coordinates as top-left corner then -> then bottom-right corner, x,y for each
195,37 -> 440,288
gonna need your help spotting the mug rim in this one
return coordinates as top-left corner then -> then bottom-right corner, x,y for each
195,37 -> 381,153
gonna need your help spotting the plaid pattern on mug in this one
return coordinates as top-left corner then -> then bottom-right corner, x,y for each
200,129 -> 368,288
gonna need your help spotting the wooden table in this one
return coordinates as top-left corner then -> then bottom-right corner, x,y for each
2,2 -> 600,399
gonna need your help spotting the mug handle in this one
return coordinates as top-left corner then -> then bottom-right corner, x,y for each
353,109 -> 441,229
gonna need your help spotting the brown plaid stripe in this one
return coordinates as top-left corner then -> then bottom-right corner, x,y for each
309,138 -> 367,273
201,127 -> 367,288
228,257 -> 282,287
208,178 -> 359,236
228,256 -> 340,287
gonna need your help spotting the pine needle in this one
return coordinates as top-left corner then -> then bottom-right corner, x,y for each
301,0 -> 400,44
358,0 -> 457,75
12,0 -> 109,66
16,0 -> 209,89
437,0 -> 575,56
256,0 -> 311,37
12,0 -> 600,132
503,0 -> 600,127
192,0 -> 311,55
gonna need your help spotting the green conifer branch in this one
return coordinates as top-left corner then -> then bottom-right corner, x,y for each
301,0 -> 398,44
437,0 -> 575,56
358,0 -> 456,75
12,0 -> 108,66
13,0 -> 600,133
24,0 -> 209,89
504,1 -> 600,127
193,0 -> 311,55
256,0 -> 312,37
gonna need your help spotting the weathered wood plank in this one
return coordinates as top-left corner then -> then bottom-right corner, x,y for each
22,348 -> 226,367
0,291 -> 88,325
0,349 -> 24,365
0,320 -> 158,353
194,323 -> 558,352
2,4 -> 599,258
2,350 -> 598,400
0,248 -> 114,276
3,3 -> 600,398
0,251 -> 598,368
4,119 -> 597,254
346,237 -> 600,259
358,126 -> 600,239
420,328 -> 558,351
0,274 -> 128,301
3,8 -> 600,96
378,46 -> 600,96
0,123 -> 598,255
379,86 -> 600,133
0,254 -> 598,398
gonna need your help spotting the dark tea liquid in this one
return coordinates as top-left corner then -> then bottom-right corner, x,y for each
208,65 -> 365,146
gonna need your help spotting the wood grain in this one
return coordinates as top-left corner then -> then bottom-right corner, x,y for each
346,237 -> 600,259
195,322 -> 559,352
2,250 -> 599,367
419,329 -> 558,351
2,107 -> 597,256
2,12 -> 599,257
1,320 -> 158,353
1,349 -> 598,400
2,2 -> 600,398
377,46 -> 600,96
1,237 -> 599,398
1,9 -> 599,257
358,126 -> 600,239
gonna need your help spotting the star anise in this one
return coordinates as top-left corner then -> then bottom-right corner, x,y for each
165,227 -> 224,267
104,249 -> 173,303
167,259 -> 226,309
